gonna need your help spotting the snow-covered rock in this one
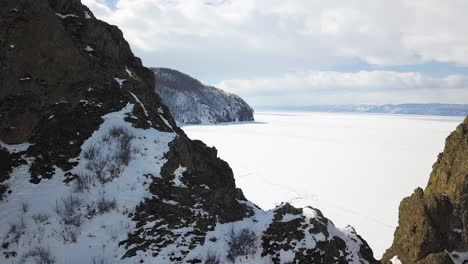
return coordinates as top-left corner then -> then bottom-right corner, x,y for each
153,68 -> 255,125
0,0 -> 378,263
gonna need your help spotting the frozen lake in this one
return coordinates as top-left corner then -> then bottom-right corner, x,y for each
183,111 -> 464,258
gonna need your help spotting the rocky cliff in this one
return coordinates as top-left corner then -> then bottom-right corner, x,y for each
382,116 -> 468,264
153,68 -> 254,125
0,0 -> 377,263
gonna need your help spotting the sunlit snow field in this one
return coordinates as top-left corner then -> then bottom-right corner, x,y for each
183,111 -> 464,258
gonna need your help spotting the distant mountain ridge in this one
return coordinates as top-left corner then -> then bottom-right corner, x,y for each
152,68 -> 254,125
257,104 -> 468,116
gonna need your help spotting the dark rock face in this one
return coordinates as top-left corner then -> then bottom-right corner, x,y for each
382,116 -> 468,264
0,148 -> 11,199
120,136 -> 253,260
0,0 -> 378,263
153,68 -> 254,124
262,204 -> 379,264
0,0 -> 176,183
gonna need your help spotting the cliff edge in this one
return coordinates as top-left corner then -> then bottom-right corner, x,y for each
382,116 -> 468,264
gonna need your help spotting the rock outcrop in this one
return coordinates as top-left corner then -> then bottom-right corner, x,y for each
382,116 -> 468,264
153,68 -> 254,125
0,0 -> 377,263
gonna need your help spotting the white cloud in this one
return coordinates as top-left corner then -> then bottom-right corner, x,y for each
83,0 -> 468,66
82,0 -> 468,105
217,71 -> 468,105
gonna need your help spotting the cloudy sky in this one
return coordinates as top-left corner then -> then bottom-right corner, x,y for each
83,0 -> 468,106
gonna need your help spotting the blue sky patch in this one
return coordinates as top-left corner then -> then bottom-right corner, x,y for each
104,0 -> 118,10
328,60 -> 468,78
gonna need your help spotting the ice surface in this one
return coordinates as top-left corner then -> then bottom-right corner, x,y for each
183,111 -> 464,258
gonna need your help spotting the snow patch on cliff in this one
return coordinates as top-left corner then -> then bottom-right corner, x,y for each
0,104 -> 175,264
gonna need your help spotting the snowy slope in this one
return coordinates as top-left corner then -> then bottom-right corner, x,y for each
1,104 -> 175,263
153,68 -> 254,125
0,104 -> 377,264
0,0 -> 378,263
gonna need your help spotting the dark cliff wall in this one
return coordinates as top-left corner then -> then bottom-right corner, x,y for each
0,0 -> 177,183
382,116 -> 468,264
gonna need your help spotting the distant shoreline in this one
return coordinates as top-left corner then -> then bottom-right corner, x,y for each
254,103 -> 468,117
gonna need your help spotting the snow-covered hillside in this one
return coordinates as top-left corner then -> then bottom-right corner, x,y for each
0,0 -> 378,263
153,68 -> 254,125
1,104 -> 175,263
0,103 -> 377,264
